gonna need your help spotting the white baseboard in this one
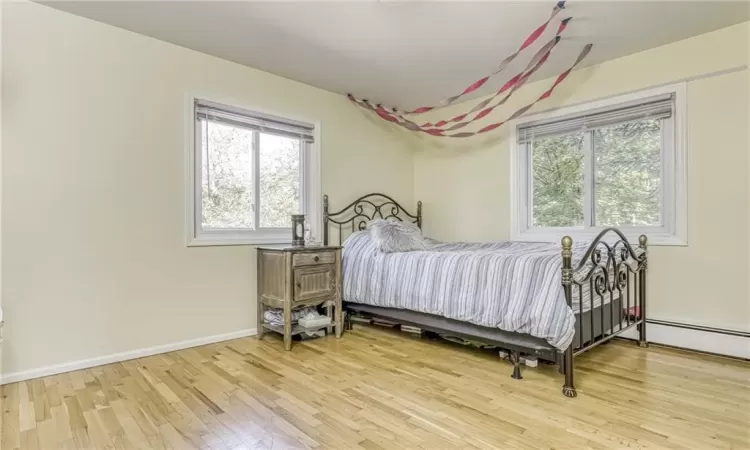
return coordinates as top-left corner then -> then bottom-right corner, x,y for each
0,328 -> 257,385
2,321 -> 745,385
619,322 -> 749,359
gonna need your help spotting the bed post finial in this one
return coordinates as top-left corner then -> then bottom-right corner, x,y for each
561,236 -> 573,287
323,195 -> 329,246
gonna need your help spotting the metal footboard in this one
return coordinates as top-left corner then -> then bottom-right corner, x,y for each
560,228 -> 648,397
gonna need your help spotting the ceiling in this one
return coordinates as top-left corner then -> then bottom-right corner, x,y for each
40,1 -> 750,110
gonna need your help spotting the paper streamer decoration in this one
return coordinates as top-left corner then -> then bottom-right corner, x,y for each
348,43 -> 591,137
348,18 -> 574,134
348,33 -> 557,132
420,17 -> 571,129
426,43 -> 592,138
396,0 -> 567,115
347,1 -> 593,138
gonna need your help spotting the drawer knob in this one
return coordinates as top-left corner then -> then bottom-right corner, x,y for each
296,282 -> 301,289
313,256 -> 320,262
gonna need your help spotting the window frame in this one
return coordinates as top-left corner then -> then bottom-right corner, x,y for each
185,94 -> 321,247
509,83 -> 687,246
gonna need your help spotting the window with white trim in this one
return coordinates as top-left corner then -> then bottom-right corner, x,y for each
511,85 -> 686,245
187,99 -> 319,246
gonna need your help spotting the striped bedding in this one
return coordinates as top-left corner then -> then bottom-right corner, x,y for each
342,231 -> 610,350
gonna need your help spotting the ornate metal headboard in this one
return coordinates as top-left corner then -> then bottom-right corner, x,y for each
322,193 -> 422,246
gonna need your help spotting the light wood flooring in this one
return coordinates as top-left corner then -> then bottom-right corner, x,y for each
2,325 -> 748,449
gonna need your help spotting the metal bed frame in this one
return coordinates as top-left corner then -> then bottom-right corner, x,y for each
322,193 -> 648,397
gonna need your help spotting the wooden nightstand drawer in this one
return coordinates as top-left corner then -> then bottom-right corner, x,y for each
294,265 -> 335,302
293,251 -> 336,267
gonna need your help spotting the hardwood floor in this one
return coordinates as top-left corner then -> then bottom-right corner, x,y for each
2,325 -> 748,450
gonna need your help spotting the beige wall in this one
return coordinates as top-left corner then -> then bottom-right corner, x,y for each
0,0 -> 4,418
414,22 -> 750,333
1,3 -> 413,375
2,3 -> 748,377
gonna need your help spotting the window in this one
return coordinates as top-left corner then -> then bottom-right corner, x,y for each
187,98 -> 320,246
511,84 -> 686,245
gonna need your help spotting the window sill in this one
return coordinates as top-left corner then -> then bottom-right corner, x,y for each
511,229 -> 687,247
187,230 -> 299,247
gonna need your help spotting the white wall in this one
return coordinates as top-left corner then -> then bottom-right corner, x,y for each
413,23 -> 750,334
1,2 -> 413,377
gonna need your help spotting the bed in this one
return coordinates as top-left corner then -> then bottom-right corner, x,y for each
322,193 -> 648,397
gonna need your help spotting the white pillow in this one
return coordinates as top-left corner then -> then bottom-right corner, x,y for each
367,219 -> 427,253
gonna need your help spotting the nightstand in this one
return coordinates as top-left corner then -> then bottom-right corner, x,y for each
256,245 -> 342,350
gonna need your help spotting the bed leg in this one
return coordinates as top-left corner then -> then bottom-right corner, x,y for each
344,310 -> 353,331
562,345 -> 576,397
638,322 -> 648,348
509,351 -> 522,380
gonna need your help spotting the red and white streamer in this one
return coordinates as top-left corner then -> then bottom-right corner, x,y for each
347,1 -> 592,138
436,1 -> 567,109
348,43 -> 591,137
421,17 -> 571,129
349,36 -> 555,132
426,43 -> 593,138
348,17 -> 573,133
371,0 -> 566,116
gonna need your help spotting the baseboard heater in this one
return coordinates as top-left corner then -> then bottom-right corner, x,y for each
619,319 -> 749,360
